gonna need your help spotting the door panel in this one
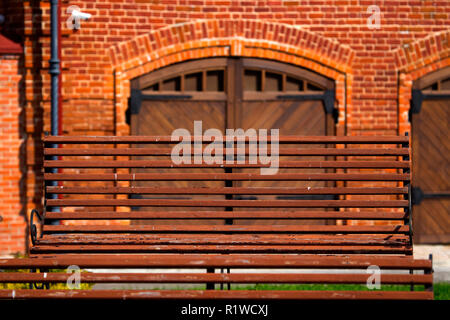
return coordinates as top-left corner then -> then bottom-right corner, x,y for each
412,99 -> 450,243
132,100 -> 226,225
235,100 -> 330,226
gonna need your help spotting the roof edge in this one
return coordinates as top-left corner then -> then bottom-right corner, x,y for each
0,33 -> 22,54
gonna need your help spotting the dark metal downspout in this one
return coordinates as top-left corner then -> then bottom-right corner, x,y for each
58,1 -> 62,136
48,0 -> 60,222
49,0 -> 60,138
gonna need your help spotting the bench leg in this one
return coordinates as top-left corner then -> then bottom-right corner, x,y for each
225,168 -> 233,225
28,268 -> 50,290
409,269 -> 414,291
425,254 -> 434,293
206,268 -> 215,290
219,268 -> 231,290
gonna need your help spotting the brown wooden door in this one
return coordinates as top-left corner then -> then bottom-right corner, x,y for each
130,57 -> 336,226
411,69 -> 450,243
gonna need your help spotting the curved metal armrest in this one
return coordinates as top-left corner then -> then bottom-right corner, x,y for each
30,209 -> 45,246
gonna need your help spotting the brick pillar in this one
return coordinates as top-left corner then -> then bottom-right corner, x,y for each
0,55 -> 26,255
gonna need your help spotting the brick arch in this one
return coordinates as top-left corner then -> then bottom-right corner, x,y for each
109,20 -> 355,135
395,30 -> 450,134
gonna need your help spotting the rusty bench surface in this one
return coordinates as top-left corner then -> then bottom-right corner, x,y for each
0,135 -> 434,300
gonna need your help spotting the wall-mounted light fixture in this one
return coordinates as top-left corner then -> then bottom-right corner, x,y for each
67,5 -> 91,30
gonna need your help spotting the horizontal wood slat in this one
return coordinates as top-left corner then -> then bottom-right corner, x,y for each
0,289 -> 432,300
44,160 -> 410,169
42,225 -> 410,234
43,135 -> 410,144
44,147 -> 409,156
0,254 -> 431,269
37,234 -> 410,245
45,199 -> 409,208
46,186 -> 408,195
43,210 -> 408,220
0,272 -> 430,285
30,244 -> 411,254
44,173 -> 411,181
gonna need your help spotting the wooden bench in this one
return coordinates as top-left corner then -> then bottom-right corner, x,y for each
0,135 -> 433,300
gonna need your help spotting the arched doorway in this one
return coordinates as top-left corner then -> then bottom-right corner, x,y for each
410,66 -> 450,243
128,57 -> 336,226
129,58 -> 336,133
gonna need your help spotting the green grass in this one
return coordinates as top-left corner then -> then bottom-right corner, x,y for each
234,283 -> 450,300
234,283 -> 421,291
143,283 -> 450,300
160,283 -> 450,300
0,269 -> 93,290
0,253 -> 92,290
433,283 -> 450,300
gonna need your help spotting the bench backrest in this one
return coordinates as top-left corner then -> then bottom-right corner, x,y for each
32,135 -> 412,256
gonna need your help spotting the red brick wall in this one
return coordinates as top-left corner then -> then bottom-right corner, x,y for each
0,1 -> 449,254
0,55 -> 26,255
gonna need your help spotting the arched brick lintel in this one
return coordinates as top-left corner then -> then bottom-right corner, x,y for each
396,30 -> 450,135
108,20 -> 355,136
109,20 -> 354,74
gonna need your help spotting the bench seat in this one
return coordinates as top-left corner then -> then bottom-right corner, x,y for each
0,254 -> 433,300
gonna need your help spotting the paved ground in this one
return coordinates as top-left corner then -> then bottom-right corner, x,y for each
414,245 -> 450,283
